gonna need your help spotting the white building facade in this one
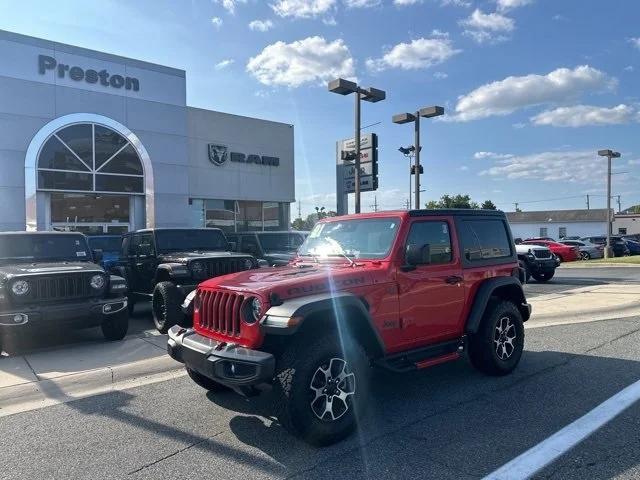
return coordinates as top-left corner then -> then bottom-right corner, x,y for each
506,209 -> 609,240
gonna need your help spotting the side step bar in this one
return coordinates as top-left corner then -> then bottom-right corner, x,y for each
375,336 -> 466,373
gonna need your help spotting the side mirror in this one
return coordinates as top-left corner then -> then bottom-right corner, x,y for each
405,243 -> 431,266
228,241 -> 237,251
92,249 -> 103,264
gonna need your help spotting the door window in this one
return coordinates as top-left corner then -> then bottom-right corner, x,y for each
460,219 -> 512,261
406,221 -> 453,265
240,236 -> 260,256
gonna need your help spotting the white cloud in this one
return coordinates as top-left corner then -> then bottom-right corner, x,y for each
624,65 -> 634,72
344,0 -> 380,7
474,151 -> 514,160
629,37 -> 640,50
394,0 -> 422,5
431,29 -> 449,37
246,36 -> 355,87
271,0 -> 336,18
495,0 -> 533,11
460,9 -> 514,43
450,65 -> 615,122
531,104 -> 637,127
214,0 -> 247,14
457,165 -> 469,171
248,19 -> 274,31
214,59 -> 234,70
512,122 -> 526,129
441,0 -> 471,6
366,37 -> 461,72
479,150 -> 609,183
211,17 -> 223,29
434,71 -> 448,79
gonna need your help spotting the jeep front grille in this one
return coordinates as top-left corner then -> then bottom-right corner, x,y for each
197,289 -> 244,337
12,274 -> 97,303
533,250 -> 552,259
204,259 -> 248,278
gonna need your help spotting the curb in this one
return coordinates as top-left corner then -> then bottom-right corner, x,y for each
559,263 -> 640,268
0,354 -> 184,417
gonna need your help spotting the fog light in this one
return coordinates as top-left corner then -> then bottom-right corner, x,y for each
103,304 -> 113,313
13,314 -> 23,323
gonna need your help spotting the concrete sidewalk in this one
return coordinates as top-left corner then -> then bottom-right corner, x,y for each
1,283 -> 639,417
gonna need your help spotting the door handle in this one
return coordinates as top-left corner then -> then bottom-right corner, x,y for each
445,275 -> 463,284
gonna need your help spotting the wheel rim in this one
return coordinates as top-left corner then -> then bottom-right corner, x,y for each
494,316 -> 517,360
309,357 -> 355,422
580,252 -> 589,260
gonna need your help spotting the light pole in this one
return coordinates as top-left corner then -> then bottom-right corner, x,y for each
598,149 -> 621,259
392,106 -> 444,209
328,78 -> 386,214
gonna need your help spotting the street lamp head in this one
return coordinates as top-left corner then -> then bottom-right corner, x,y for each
392,112 -> 417,124
419,106 -> 445,118
398,146 -> 415,155
598,149 -> 613,157
612,151 -> 621,158
328,78 -> 358,95
361,87 -> 386,103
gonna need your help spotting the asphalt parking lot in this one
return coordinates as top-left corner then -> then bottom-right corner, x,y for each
1,266 -> 639,479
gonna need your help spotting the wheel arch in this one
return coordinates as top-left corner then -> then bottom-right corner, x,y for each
465,277 -> 530,334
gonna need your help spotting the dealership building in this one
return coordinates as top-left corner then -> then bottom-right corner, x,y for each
0,29 -> 295,234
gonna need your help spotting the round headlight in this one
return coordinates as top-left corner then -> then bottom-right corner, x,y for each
11,280 -> 29,296
244,297 -> 262,324
190,261 -> 205,274
90,274 -> 105,290
243,258 -> 254,270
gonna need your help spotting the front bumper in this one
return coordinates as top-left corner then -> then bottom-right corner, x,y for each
528,258 -> 558,272
167,326 -> 275,388
0,297 -> 128,333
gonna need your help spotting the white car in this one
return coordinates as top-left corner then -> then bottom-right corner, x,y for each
515,244 -> 560,283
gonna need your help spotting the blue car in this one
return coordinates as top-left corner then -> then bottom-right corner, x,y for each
623,238 -> 640,255
87,235 -> 123,270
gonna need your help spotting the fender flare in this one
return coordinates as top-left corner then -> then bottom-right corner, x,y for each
465,276 -> 530,334
261,292 -> 385,356
155,263 -> 189,283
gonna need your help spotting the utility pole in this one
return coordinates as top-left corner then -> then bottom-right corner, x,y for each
370,196 -> 379,212
297,201 -> 302,219
616,195 -> 622,213
514,202 -> 519,211
586,195 -> 590,210
404,199 -> 410,210
598,149 -> 621,258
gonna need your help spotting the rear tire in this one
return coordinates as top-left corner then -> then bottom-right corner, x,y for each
273,331 -> 370,446
152,281 -> 183,334
101,310 -> 129,341
468,300 -> 524,376
186,367 -> 230,392
532,270 -> 554,282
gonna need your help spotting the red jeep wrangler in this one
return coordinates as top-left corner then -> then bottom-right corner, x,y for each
168,209 -> 531,445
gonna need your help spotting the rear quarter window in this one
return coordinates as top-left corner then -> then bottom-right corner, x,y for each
460,219 -> 512,261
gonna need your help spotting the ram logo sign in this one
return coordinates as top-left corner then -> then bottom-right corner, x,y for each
208,144 -> 228,166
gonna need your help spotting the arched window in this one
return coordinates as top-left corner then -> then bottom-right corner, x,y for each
37,123 -> 144,194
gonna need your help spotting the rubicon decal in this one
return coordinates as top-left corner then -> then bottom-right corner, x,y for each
38,55 -> 140,91
286,277 -> 365,296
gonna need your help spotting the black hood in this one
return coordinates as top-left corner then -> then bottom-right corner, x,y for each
157,251 -> 254,263
0,261 -> 104,279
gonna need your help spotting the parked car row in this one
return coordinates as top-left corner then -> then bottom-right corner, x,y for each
520,234 -> 639,259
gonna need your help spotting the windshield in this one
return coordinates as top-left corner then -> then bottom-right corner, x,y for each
87,236 -> 122,253
258,233 -> 306,253
0,234 -> 91,262
298,218 -> 400,260
155,230 -> 228,253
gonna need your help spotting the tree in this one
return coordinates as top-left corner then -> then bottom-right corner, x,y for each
291,208 -> 337,231
481,200 -> 497,210
425,194 -> 479,209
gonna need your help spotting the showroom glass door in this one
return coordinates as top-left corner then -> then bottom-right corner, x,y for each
49,193 -> 131,235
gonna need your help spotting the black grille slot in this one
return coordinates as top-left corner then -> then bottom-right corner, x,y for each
12,274 -> 98,303
204,259 -> 246,278
533,249 -> 552,259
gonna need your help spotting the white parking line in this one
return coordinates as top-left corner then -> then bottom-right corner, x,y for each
483,378 -> 640,480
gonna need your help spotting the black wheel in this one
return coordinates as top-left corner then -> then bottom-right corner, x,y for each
186,367 -> 230,392
273,332 -> 370,446
152,281 -> 183,334
127,296 -> 136,315
580,251 -> 591,260
532,270 -> 555,282
518,260 -> 531,284
468,300 -> 524,376
101,310 -> 129,341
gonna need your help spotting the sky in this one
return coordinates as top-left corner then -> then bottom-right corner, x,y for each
1,0 -> 639,217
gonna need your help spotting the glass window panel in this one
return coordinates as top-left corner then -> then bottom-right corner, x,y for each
56,124 -> 93,166
38,136 -> 90,171
38,170 -> 92,191
95,125 -> 128,169
237,201 -> 262,232
461,219 -> 512,261
51,193 -> 130,223
205,199 -> 236,231
95,174 -> 143,193
406,221 -> 453,264
100,145 -> 143,175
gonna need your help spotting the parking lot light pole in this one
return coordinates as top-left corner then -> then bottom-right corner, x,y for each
598,149 -> 621,259
392,106 -> 444,209
328,78 -> 386,214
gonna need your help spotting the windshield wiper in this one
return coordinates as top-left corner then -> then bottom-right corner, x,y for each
327,253 -> 355,266
299,253 -> 319,263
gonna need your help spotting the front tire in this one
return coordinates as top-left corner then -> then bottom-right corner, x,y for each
101,310 -> 129,341
532,270 -> 555,282
518,260 -> 531,284
152,281 -> 183,334
186,367 -> 230,392
580,251 -> 591,260
273,332 -> 370,446
468,300 -> 524,376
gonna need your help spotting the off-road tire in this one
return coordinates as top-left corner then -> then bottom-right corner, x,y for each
272,332 -> 371,446
186,367 -> 230,392
532,270 -> 555,282
468,300 -> 524,376
101,310 -> 129,341
518,260 -> 531,283
152,281 -> 183,334
127,296 -> 136,316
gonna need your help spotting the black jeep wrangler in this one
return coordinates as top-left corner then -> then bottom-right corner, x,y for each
115,228 -> 258,333
0,232 -> 129,352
